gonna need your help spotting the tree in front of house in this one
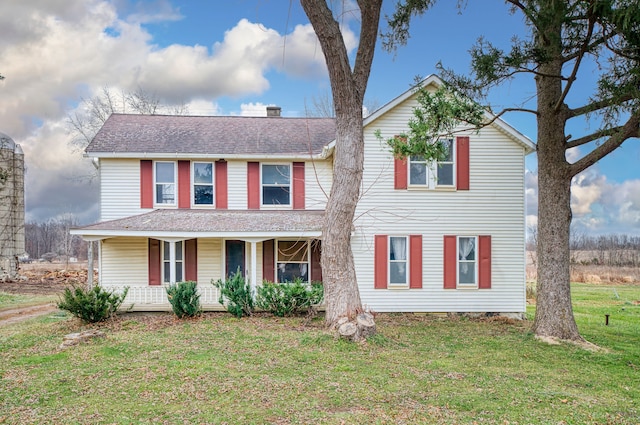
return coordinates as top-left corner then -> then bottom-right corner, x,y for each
383,0 -> 640,341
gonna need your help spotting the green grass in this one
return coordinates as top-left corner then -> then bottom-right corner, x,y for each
1,284 -> 639,424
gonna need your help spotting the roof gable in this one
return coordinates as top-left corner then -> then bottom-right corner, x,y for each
363,75 -> 536,154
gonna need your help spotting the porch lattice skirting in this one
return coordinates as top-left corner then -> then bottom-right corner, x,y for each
106,284 -> 225,312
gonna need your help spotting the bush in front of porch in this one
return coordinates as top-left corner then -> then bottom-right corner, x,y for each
213,271 -> 254,318
166,280 -> 201,318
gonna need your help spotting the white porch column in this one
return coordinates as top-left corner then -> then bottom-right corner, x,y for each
169,241 -> 176,284
250,241 -> 258,296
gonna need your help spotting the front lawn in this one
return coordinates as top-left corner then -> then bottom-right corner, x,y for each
1,283 -> 638,424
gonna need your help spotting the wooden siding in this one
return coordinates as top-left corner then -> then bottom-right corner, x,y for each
100,237 -> 148,285
101,159 -> 147,220
305,159 -> 332,210
354,95 -> 527,313
197,239 -> 222,285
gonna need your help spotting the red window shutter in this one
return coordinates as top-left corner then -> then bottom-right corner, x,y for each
247,162 -> 260,209
443,235 -> 457,289
262,239 -> 275,282
215,160 -> 228,209
310,240 -> 322,282
394,157 -> 408,189
293,162 -> 305,210
178,160 -> 191,208
148,238 -> 161,286
409,235 -> 423,289
478,235 -> 492,289
456,136 -> 470,190
140,160 -> 153,208
185,239 -> 198,282
374,235 -> 388,289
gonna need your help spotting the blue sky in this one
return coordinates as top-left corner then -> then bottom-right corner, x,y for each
0,0 -> 638,235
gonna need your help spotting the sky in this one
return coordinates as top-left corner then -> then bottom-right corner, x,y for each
1,0 -> 639,236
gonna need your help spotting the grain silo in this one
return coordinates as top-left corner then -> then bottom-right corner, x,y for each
0,132 -> 25,279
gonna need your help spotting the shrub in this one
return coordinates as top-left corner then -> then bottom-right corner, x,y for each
256,279 -> 324,317
166,280 -> 202,318
213,271 -> 254,318
58,284 -> 129,323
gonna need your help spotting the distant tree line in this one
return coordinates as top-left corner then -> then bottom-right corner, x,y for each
25,215 -> 87,263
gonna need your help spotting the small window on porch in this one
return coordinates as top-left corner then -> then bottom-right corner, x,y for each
277,240 -> 309,283
163,240 -> 184,283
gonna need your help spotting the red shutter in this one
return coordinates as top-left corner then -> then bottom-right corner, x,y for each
215,160 -> 228,209
394,157 -> 408,189
178,160 -> 191,208
247,162 -> 260,209
262,239 -> 275,282
443,235 -> 457,289
456,136 -> 470,190
293,162 -> 305,210
478,235 -> 492,289
185,239 -> 198,282
409,235 -> 423,289
310,240 -> 322,282
148,238 -> 161,286
374,235 -> 388,289
140,160 -> 153,208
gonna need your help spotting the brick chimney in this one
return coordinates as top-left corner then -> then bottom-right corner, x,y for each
266,106 -> 281,117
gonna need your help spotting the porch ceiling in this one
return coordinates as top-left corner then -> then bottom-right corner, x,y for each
70,209 -> 325,240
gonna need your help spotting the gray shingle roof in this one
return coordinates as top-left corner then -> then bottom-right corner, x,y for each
87,114 -> 336,156
73,209 -> 325,235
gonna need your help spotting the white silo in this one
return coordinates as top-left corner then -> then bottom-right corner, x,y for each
0,132 -> 25,279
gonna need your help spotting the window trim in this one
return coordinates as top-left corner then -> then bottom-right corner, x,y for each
191,161 -> 215,208
162,240 -> 185,284
407,138 -> 456,189
154,161 -> 177,207
260,163 -> 292,208
388,235 -> 409,288
457,236 -> 478,288
275,239 -> 310,283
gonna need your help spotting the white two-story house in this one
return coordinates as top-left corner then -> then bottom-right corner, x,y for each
72,75 -> 535,314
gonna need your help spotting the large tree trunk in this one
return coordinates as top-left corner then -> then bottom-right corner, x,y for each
321,111 -> 365,325
300,0 -> 381,328
531,5 -> 583,341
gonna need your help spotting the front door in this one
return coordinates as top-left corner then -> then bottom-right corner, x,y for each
225,240 -> 245,278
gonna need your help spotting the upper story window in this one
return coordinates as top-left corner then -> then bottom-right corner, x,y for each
277,240 -> 309,283
192,162 -> 214,206
458,236 -> 477,286
155,161 -> 176,205
262,164 -> 291,206
389,236 -> 408,286
408,138 -> 455,188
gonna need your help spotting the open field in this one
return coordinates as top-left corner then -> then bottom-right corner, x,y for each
1,283 -> 639,424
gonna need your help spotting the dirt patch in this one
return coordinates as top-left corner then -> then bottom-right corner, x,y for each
0,304 -> 60,326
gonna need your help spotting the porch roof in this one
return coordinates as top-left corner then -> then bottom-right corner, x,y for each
71,209 -> 325,241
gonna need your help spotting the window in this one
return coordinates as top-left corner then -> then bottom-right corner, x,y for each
192,162 -> 214,206
277,240 -> 308,282
436,139 -> 454,186
408,138 -> 455,188
458,236 -> 477,286
262,164 -> 291,206
155,162 -> 176,205
389,236 -> 408,286
163,240 -> 184,283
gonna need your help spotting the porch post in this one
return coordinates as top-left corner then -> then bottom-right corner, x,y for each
169,241 -> 176,283
250,241 -> 257,296
87,241 -> 94,289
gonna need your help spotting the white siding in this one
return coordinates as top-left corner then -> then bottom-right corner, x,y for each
227,160 -> 247,209
100,237 -> 148,286
100,159 -> 147,221
198,239 -> 222,285
305,159 -> 332,210
354,95 -> 527,313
